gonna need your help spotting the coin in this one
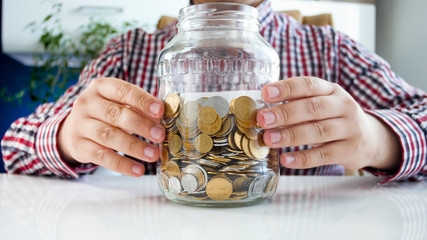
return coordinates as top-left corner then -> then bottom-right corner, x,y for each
249,138 -> 270,159
234,130 -> 244,150
179,101 -> 201,124
241,136 -> 255,158
206,176 -> 233,201
194,134 -> 213,153
181,164 -> 208,193
233,96 -> 257,123
203,96 -> 229,119
168,176 -> 182,194
159,170 -> 170,191
248,175 -> 267,199
169,134 -> 182,154
236,123 -> 259,140
200,121 -> 222,137
164,93 -> 181,118
216,115 -> 234,137
160,148 -> 169,166
198,106 -> 218,125
165,161 -> 180,177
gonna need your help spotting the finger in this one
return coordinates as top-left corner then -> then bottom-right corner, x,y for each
91,78 -> 164,119
263,118 -> 349,148
257,95 -> 343,129
262,76 -> 335,103
77,118 -> 160,162
279,141 -> 348,169
71,138 -> 146,177
81,97 -> 165,143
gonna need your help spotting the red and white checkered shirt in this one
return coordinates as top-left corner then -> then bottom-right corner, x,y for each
2,0 -> 427,183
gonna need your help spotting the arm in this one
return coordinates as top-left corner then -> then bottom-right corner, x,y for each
337,33 -> 427,183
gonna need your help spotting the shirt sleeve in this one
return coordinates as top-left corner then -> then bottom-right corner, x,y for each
1,32 -> 127,178
334,29 -> 427,183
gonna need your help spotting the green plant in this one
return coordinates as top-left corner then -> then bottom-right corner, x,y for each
0,1 -> 141,105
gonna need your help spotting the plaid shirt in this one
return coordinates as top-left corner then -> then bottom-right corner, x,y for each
2,0 -> 427,183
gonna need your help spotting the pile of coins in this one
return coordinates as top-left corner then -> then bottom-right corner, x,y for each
158,93 -> 279,203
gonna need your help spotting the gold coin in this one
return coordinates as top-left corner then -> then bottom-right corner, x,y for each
241,136 -> 255,158
216,115 -> 233,137
160,148 -> 169,166
233,96 -> 257,122
194,134 -> 213,153
164,93 -> 181,118
169,134 -> 182,154
198,115 -> 221,136
198,106 -> 218,125
232,176 -> 251,192
234,130 -> 244,150
206,176 -> 233,201
249,138 -> 270,159
236,123 -> 258,140
229,98 -> 236,114
165,161 -> 180,177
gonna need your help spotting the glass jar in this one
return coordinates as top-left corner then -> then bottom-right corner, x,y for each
156,2 -> 280,207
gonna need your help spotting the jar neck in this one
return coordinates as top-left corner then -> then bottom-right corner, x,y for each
177,3 -> 259,32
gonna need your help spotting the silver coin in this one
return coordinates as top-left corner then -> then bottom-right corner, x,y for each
159,170 -> 170,191
248,175 -> 267,199
196,97 -> 207,106
203,96 -> 229,119
181,174 -> 199,193
168,176 -> 182,194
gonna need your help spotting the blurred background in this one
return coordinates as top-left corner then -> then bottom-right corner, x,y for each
1,0 -> 426,173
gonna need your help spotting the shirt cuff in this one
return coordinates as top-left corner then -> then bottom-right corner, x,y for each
35,109 -> 97,178
364,109 -> 427,184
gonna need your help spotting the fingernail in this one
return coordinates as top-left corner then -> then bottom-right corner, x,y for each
132,165 -> 143,175
149,102 -> 161,116
262,111 -> 276,125
150,126 -> 164,141
269,131 -> 282,144
144,146 -> 156,158
285,155 -> 295,165
267,86 -> 280,99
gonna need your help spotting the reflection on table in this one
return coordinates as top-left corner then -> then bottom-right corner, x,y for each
0,175 -> 425,240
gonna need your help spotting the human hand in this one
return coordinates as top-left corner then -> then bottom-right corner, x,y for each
257,77 -> 401,172
58,78 -> 165,177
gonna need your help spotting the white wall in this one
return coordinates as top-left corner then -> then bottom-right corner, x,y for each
271,0 -> 376,52
376,0 -> 427,91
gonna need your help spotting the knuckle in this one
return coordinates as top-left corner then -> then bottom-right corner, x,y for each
277,106 -> 290,123
136,92 -> 150,109
128,139 -> 142,157
302,76 -> 318,93
299,152 -> 308,167
305,98 -> 322,118
90,78 -> 102,88
99,126 -> 115,145
318,147 -> 330,163
95,147 -> 108,164
281,81 -> 293,97
284,129 -> 296,146
73,95 -> 87,108
312,122 -> 327,138
115,158 -> 127,173
105,104 -> 123,126
115,83 -> 132,102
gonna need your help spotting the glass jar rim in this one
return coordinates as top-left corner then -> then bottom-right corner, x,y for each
178,2 -> 259,27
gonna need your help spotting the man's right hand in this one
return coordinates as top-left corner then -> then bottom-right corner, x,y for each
57,78 -> 165,177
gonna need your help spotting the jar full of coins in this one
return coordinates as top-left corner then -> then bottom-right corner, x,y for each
157,2 -> 280,207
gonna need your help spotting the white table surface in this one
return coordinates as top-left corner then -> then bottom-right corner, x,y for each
0,174 -> 426,240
